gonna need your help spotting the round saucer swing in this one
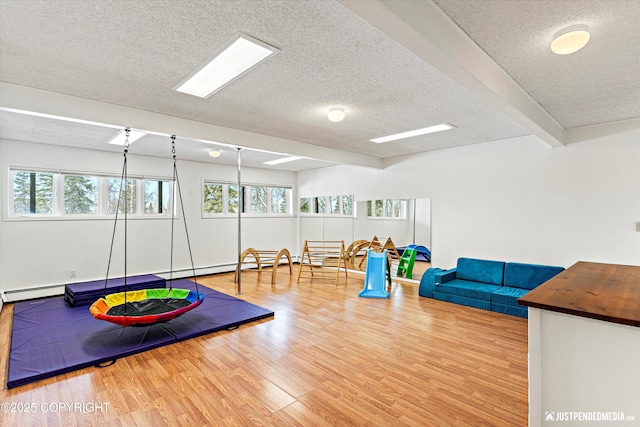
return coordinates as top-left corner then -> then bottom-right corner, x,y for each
90,131 -> 204,327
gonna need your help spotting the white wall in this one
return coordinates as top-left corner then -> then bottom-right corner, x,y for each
2,129 -> 638,300
0,139 -> 297,298
297,131 -> 640,269
414,197 -> 431,246
353,201 -> 411,247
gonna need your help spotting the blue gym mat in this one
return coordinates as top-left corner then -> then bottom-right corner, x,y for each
7,279 -> 273,389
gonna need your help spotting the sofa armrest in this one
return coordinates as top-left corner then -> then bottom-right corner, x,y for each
419,268 -> 442,298
436,268 -> 457,284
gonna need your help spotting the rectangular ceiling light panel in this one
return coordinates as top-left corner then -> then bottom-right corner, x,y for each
107,129 -> 147,145
174,34 -> 279,99
263,156 -> 302,165
369,123 -> 455,143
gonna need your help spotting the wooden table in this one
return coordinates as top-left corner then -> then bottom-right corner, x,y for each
518,261 -> 640,327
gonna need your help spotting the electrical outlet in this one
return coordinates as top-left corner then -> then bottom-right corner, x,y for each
70,269 -> 76,278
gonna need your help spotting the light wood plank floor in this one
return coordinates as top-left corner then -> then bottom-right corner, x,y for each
0,269 -> 528,426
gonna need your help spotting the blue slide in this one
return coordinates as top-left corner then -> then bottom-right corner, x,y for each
358,250 -> 390,299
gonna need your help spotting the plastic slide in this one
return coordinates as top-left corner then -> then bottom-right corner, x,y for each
358,249 -> 390,299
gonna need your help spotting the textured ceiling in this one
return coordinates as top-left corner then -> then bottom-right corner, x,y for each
0,0 -> 638,170
433,0 -> 640,129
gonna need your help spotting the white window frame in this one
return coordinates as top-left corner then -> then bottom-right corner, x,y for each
5,164 -> 174,221
202,180 -> 292,218
299,195 -> 354,217
366,198 -> 407,220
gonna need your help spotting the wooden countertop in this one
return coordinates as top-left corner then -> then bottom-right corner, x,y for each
518,261 -> 640,327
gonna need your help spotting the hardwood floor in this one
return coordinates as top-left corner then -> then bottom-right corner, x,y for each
0,269 -> 528,426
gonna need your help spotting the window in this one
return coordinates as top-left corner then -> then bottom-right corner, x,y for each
107,178 -> 137,214
375,200 -> 383,217
203,183 -> 244,215
300,195 -> 354,216
203,182 -> 290,216
271,187 -> 287,214
314,196 -> 326,214
12,170 -> 54,215
144,180 -> 170,214
251,186 -> 268,213
8,167 -> 173,219
228,185 -> 241,213
329,195 -> 340,214
392,199 -> 402,218
342,195 -> 353,215
299,197 -> 310,214
203,183 -> 223,214
64,175 -> 97,214
366,199 -> 407,219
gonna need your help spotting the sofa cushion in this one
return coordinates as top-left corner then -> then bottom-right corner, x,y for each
503,262 -> 564,290
434,292 -> 492,310
491,302 -> 528,318
437,279 -> 500,301
490,286 -> 530,306
456,258 -> 505,286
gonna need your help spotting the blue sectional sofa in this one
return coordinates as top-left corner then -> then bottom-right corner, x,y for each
419,258 -> 564,318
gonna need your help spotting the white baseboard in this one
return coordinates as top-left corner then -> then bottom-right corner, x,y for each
2,285 -> 65,303
0,263 -> 246,304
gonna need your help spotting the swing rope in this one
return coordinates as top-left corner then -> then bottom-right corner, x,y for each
169,135 -> 200,295
101,130 -> 201,316
103,128 -> 131,316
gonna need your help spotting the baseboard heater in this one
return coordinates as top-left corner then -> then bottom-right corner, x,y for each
1,263 -> 241,304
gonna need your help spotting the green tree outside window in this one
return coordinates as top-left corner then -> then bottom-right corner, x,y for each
64,175 -> 98,214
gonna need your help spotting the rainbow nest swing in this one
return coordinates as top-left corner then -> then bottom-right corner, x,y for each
90,131 -> 204,327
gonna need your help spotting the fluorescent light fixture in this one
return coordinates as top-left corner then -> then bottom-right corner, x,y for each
551,25 -> 590,55
327,107 -> 345,122
173,33 -> 279,98
263,156 -> 302,165
0,107 -> 123,130
107,128 -> 146,145
369,123 -> 454,143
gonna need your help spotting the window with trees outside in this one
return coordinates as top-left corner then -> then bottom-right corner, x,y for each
65,175 -> 98,214
13,171 -> 54,215
107,178 -> 137,214
8,168 -> 172,219
366,199 -> 406,219
144,180 -> 171,214
203,181 -> 291,216
299,195 -> 353,216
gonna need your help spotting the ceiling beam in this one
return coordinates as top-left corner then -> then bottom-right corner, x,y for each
339,0 -> 566,147
0,83 -> 383,169
565,118 -> 640,145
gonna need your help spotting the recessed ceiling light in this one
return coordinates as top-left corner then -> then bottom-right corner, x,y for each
263,156 -> 302,165
551,25 -> 590,55
209,150 -> 222,158
327,107 -> 345,122
369,123 -> 454,143
107,128 -> 146,145
173,33 -> 279,99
